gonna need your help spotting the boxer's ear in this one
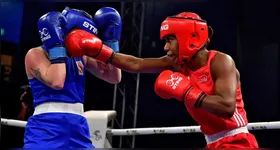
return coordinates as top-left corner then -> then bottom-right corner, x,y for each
208,26 -> 213,39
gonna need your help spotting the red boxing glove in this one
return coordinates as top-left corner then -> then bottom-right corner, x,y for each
65,29 -> 114,64
154,70 -> 206,108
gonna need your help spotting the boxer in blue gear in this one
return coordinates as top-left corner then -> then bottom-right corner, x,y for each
24,8 -> 122,148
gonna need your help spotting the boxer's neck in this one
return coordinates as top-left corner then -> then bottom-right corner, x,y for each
187,49 -> 209,71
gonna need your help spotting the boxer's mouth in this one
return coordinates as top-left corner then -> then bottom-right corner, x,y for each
167,54 -> 175,57
167,51 -> 174,57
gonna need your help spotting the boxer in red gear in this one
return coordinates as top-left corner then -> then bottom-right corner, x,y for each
65,12 -> 259,148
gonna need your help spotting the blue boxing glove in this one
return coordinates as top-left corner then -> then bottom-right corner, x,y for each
38,11 -> 67,63
62,7 -> 98,35
94,7 -> 122,52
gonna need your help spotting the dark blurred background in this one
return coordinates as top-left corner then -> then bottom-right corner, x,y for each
1,0 -> 279,148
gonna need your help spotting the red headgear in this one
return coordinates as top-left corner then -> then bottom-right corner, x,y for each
160,12 -> 212,64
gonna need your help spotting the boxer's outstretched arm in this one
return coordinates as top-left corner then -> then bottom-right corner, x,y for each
200,54 -> 237,118
111,54 -> 173,73
25,47 -> 66,90
65,29 -> 172,74
84,56 -> 121,84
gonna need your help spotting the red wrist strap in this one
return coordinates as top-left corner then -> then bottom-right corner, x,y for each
184,86 -> 206,108
95,44 -> 114,64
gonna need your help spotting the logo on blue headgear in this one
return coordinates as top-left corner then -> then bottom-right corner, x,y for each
39,28 -> 51,42
62,7 -> 98,35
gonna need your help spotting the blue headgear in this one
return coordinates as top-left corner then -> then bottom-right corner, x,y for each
61,7 -> 98,35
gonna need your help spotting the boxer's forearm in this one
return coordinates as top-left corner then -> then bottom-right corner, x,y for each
111,53 -> 141,73
45,64 -> 66,88
200,95 -> 235,118
103,64 -> 122,84
111,53 -> 171,73
32,63 -> 66,90
26,48 -> 66,90
85,56 -> 121,84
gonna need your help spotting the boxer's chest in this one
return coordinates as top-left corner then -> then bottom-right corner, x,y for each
185,66 -> 215,95
184,67 -> 220,129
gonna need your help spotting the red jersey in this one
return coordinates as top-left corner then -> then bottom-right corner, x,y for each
183,50 -> 248,135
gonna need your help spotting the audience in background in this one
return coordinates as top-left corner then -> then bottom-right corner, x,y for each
18,85 -> 34,121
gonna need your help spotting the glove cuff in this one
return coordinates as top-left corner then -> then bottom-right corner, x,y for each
94,44 -> 115,64
184,86 -> 206,108
103,41 -> 119,52
49,47 -> 67,64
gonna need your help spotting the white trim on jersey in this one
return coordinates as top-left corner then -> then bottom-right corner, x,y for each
233,104 -> 246,127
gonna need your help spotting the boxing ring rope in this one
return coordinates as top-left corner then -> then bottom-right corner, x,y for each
2,118 -> 280,135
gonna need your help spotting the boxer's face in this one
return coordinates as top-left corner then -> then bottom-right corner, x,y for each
164,36 -> 179,61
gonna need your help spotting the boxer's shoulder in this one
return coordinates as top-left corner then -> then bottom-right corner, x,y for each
210,52 -> 236,79
25,46 -> 49,69
26,46 -> 45,55
211,51 -> 235,68
26,46 -> 48,58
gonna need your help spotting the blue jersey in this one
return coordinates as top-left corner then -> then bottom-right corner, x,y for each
29,46 -> 86,107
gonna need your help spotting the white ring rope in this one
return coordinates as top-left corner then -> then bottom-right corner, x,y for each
108,121 -> 280,135
1,118 -> 27,128
1,118 -> 280,136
